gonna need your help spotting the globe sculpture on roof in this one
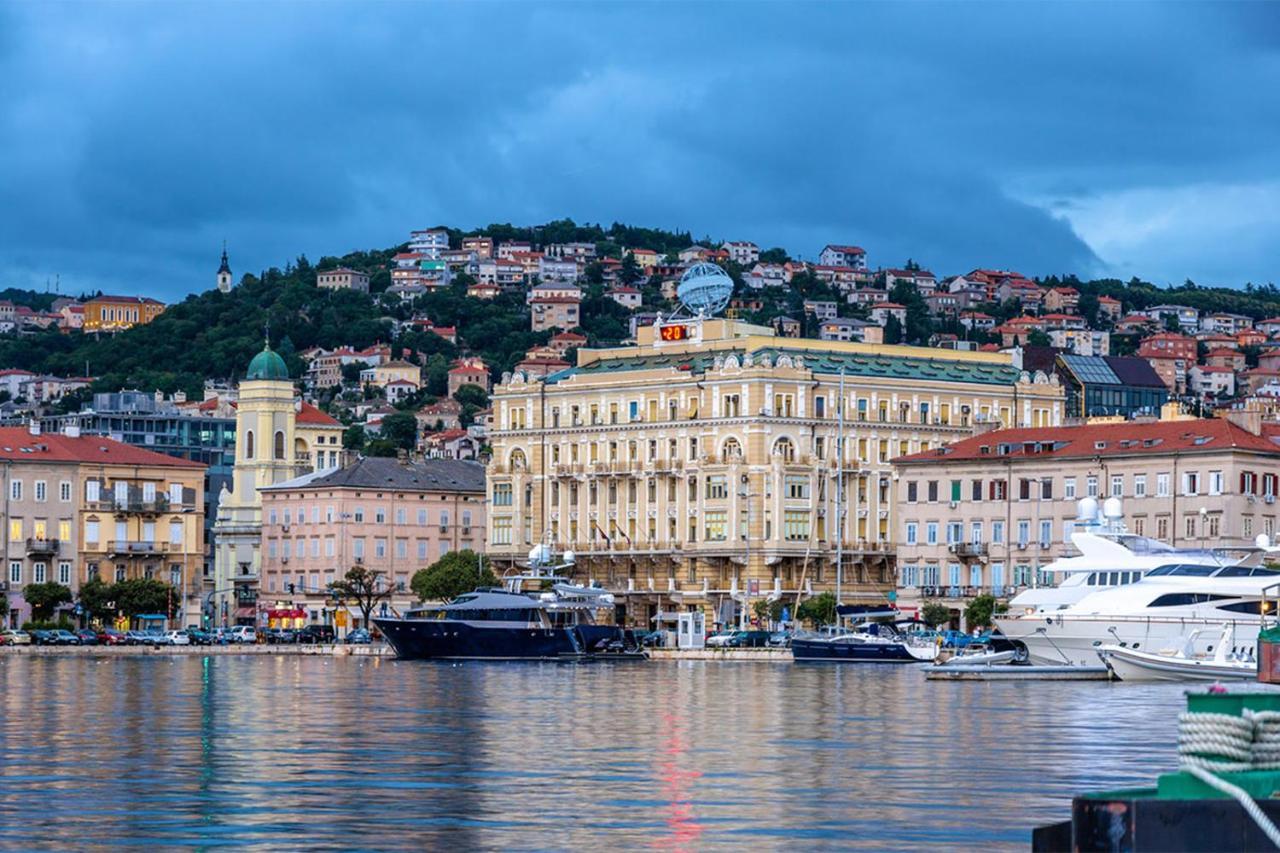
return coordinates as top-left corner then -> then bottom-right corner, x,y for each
677,262 -> 734,317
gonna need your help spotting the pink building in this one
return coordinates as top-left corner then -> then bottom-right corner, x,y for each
258,456 -> 486,629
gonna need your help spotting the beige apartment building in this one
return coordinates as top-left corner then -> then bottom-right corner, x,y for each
891,413 -> 1280,617
316,267 -> 370,292
259,457 -> 486,628
1,425 -> 206,627
486,318 -> 1064,626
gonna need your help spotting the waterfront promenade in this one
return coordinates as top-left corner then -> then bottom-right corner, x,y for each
0,644 -> 794,661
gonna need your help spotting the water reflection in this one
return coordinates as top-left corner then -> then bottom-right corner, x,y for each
0,657 -> 1186,850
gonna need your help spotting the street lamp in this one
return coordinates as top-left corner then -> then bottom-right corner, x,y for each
738,485 -> 758,631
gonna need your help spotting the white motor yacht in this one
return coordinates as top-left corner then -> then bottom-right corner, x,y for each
997,560 -> 1280,666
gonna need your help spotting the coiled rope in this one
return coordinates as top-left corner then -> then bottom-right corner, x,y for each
1177,708 -> 1280,849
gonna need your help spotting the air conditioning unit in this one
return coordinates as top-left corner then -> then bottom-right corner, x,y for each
1268,495 -> 1276,505
281,557 -> 288,564
947,544 -> 958,554
949,501 -> 959,509
1016,543 -> 1028,550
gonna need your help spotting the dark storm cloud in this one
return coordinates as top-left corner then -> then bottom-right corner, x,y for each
1,1 -> 1278,299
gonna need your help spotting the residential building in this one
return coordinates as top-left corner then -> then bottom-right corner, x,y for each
497,241 -> 533,260
1189,365 -> 1236,398
959,311 -> 995,331
1145,304 -> 1200,332
1258,318 -> 1280,338
803,301 -> 838,322
0,424 -> 206,628
1057,354 -> 1169,419
818,244 -> 867,270
476,257 -> 525,288
892,415 -> 1280,618
1048,328 -> 1110,356
771,316 -> 801,338
607,286 -> 642,309
1202,312 -> 1254,335
548,332 -> 587,355
1097,296 -> 1123,323
545,242 -> 596,262
869,303 -> 907,327
485,317 -> 1064,626
530,287 -> 582,332
744,263 -> 787,290
1043,287 -> 1080,314
1205,347 -> 1246,371
677,246 -> 709,265
461,236 -> 494,259
537,255 -> 580,283
721,241 -> 760,265
819,317 -> 877,343
628,248 -> 661,268
361,360 -> 421,392
447,359 -> 490,398
423,429 -> 481,460
416,399 -> 463,434
316,267 -> 370,293
83,296 -> 165,333
258,457 -> 486,631
408,229 -> 449,256
1138,332 -> 1197,395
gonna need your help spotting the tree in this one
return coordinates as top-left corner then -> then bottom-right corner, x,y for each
330,566 -> 397,629
796,591 -> 837,627
378,412 -> 418,452
454,383 -> 489,408
921,601 -> 952,628
619,253 -> 642,285
341,361 -> 371,384
343,424 -> 366,451
752,597 -> 786,626
23,582 -> 72,622
410,550 -> 497,602
113,578 -> 178,619
963,594 -> 998,630
883,313 -> 904,344
1027,328 -> 1052,347
78,576 -> 116,622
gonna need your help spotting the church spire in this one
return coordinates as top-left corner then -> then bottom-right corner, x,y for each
217,241 -> 233,293
218,240 -> 231,275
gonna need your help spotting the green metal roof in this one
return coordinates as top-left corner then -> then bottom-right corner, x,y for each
545,346 -> 1019,386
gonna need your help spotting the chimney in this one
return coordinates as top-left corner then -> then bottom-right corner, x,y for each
396,448 -> 410,465
63,424 -> 81,438
1225,407 -> 1264,436
28,420 -> 40,436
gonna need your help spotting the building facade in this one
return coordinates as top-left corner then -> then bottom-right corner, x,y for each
1,425 -> 205,627
83,296 -> 165,333
485,318 -> 1064,626
316,267 -> 371,292
891,414 -> 1280,619
258,457 -> 486,630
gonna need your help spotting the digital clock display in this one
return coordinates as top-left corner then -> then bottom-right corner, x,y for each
660,324 -> 690,342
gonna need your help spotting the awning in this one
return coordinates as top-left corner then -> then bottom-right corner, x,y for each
234,607 -> 257,619
267,608 -> 306,619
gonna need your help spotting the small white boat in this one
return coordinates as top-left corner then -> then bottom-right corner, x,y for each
939,648 -> 1017,667
1098,624 -> 1258,682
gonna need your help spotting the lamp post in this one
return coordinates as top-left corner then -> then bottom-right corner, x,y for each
738,486 -> 758,631
1199,507 -> 1208,550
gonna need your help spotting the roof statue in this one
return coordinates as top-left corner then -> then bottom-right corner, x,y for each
676,262 -> 734,317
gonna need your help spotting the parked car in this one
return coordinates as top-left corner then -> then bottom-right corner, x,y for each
345,628 -> 372,644
228,626 -> 257,644
1,629 -> 32,646
295,624 -> 336,644
29,629 -> 55,645
264,628 -> 297,645
50,629 -> 82,645
767,631 -> 792,648
183,628 -> 212,646
637,630 -> 665,648
124,630 -> 152,645
96,629 -> 128,645
75,629 -> 99,645
705,632 -> 741,648
159,630 -> 191,646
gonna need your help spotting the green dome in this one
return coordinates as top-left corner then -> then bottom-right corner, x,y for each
246,345 -> 290,381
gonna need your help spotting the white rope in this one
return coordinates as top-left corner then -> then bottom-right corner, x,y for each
1177,708 -> 1280,848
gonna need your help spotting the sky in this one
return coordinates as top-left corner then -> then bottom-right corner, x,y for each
1,2 -> 1278,302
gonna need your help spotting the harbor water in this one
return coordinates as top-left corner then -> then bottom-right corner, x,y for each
0,656 -> 1188,849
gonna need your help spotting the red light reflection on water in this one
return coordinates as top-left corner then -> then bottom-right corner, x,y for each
652,711 -> 703,851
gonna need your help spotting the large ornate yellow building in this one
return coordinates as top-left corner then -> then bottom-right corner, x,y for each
485,318 -> 1064,626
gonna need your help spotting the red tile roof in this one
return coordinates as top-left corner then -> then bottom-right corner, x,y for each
895,419 -> 1280,465
297,402 -> 340,425
0,428 -> 205,467
823,244 -> 866,254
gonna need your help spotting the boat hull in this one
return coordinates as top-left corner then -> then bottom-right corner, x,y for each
994,615 -> 1262,668
1099,646 -> 1257,682
374,618 -> 637,661
791,639 -> 935,663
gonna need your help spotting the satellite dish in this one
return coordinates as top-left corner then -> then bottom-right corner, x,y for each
1076,497 -> 1099,521
528,544 -> 552,566
677,262 -> 734,317
1102,497 -> 1123,520
1256,534 -> 1271,550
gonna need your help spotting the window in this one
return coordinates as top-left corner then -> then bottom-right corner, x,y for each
170,483 -> 183,505
417,540 -> 427,559
492,518 -> 512,545
907,482 -> 918,503
34,481 -> 46,502
33,562 -> 46,584
353,539 -> 365,559
992,521 -> 1005,544
169,520 -> 182,544
1134,475 -> 1146,498
396,540 -> 407,559
946,522 -> 962,544
59,481 -> 72,502
58,562 -> 71,585
704,512 -> 728,541
9,562 -> 20,584
905,522 -> 918,545
772,438 -> 795,462
925,522 -> 938,545
9,480 -> 20,501
375,508 -> 386,524
396,508 -> 407,524
1064,478 -> 1076,499
1110,475 -> 1123,498
245,430 -> 255,459
784,476 -> 809,500
1208,471 -> 1223,496
1039,520 -> 1052,547
927,481 -> 938,502
326,539 -> 335,557
1041,479 -> 1053,500
354,506 -> 365,523
85,519 -> 99,543
1157,473 -> 1170,497
1183,472 -> 1200,496
1086,476 -> 1098,498
706,476 -> 728,500
1157,516 -> 1169,540
971,480 -> 983,502
374,539 -> 387,558
1208,515 -> 1220,538
970,522 -> 982,544
1185,515 -> 1196,539
783,511 -> 810,541
1017,520 -> 1030,546
950,480 -> 962,502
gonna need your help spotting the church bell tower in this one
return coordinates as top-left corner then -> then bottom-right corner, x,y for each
217,242 -> 233,293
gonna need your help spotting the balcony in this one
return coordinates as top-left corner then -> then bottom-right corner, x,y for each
106,540 -> 165,556
25,538 -> 59,555
952,542 -> 988,559
93,497 -> 181,514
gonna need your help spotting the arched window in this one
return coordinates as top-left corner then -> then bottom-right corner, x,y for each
244,430 -> 255,460
773,437 -> 795,463
723,437 -> 743,460
274,430 -> 285,460
510,449 -> 527,471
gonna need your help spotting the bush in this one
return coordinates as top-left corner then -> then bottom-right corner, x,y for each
796,591 -> 837,627
921,601 -> 952,628
963,594 -> 998,630
21,618 -> 75,631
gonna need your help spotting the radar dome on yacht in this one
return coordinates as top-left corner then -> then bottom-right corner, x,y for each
1076,497 -> 1099,520
1257,534 -> 1272,549
1103,497 -> 1123,520
563,550 -> 575,565
528,544 -> 552,566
